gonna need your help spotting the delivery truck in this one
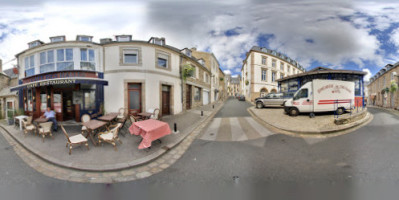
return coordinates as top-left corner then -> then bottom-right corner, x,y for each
284,79 -> 355,116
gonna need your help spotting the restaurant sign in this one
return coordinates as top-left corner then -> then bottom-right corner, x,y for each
23,71 -> 97,84
27,79 -> 76,89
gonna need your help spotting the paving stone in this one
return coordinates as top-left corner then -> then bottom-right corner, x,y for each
136,171 -> 152,179
159,163 -> 169,169
121,170 -> 136,176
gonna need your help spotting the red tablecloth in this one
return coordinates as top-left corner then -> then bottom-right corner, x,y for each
129,119 -> 171,149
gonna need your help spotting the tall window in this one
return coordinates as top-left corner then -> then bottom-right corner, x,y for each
280,62 -> 284,71
272,71 -> 276,82
194,87 -> 201,101
157,52 -> 169,69
280,74 -> 284,79
39,50 -> 55,73
261,69 -> 267,81
25,55 -> 35,76
272,60 -> 276,68
261,56 -> 267,65
56,48 -> 74,71
80,49 -> 95,71
123,48 -> 138,64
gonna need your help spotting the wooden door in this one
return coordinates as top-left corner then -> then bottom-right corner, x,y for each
162,85 -> 171,115
186,85 -> 191,110
128,83 -> 142,115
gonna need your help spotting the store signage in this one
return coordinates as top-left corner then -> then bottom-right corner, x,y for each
26,79 -> 76,89
23,71 -> 97,84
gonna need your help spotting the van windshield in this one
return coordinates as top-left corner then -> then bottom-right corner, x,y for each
293,89 -> 308,100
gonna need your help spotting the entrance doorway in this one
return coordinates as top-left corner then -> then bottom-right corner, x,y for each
186,84 -> 191,110
62,91 -> 74,121
128,83 -> 142,115
161,85 -> 171,116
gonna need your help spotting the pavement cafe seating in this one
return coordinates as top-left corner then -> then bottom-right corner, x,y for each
129,119 -> 171,149
98,112 -> 119,127
98,123 -> 123,151
81,119 -> 108,146
81,114 -> 91,135
37,122 -> 54,142
61,125 -> 89,155
22,117 -> 36,137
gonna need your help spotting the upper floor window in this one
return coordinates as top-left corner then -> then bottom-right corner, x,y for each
272,59 -> 276,68
77,35 -> 93,42
40,50 -> 55,73
80,49 -> 95,71
261,56 -> 267,65
280,74 -> 284,79
280,62 -> 284,71
50,36 -> 65,43
25,55 -> 35,76
28,40 -> 43,49
156,51 -> 170,69
116,35 -> 132,42
272,71 -> 276,82
123,48 -> 138,64
261,69 -> 267,81
56,48 -> 74,71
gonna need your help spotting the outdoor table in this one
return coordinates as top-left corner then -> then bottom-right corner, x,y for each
98,112 -> 119,125
82,120 -> 108,146
129,119 -> 171,149
137,112 -> 152,120
14,115 -> 28,131
33,118 -> 49,135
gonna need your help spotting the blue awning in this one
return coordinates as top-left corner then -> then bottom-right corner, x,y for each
10,78 -> 108,91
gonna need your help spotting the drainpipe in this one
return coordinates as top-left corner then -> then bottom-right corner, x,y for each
180,56 -> 184,108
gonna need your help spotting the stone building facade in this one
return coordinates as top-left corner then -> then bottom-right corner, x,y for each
0,59 -> 19,119
368,62 -> 399,108
241,46 -> 305,101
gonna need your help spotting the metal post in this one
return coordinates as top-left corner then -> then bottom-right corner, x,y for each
174,123 -> 177,132
201,110 -> 203,116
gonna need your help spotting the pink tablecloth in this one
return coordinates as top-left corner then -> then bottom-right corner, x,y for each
129,119 -> 171,149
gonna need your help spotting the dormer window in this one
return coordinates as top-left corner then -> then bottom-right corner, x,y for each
115,35 -> 132,42
28,40 -> 44,48
198,59 -> 205,66
149,37 -> 165,46
181,48 -> 191,57
76,35 -> 93,42
50,36 -> 65,43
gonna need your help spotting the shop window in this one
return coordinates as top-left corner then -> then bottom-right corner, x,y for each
80,49 -> 95,71
194,87 -> 201,101
84,91 -> 96,110
56,48 -> 74,71
25,55 -> 35,76
27,89 -> 33,112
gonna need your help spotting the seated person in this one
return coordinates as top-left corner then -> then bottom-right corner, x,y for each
41,107 -> 58,132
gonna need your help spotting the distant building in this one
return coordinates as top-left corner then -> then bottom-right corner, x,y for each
368,63 -> 399,108
0,59 -> 19,119
226,74 -> 241,96
241,46 -> 305,101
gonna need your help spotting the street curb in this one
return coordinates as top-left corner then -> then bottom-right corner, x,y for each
0,102 -> 225,172
248,107 -> 372,135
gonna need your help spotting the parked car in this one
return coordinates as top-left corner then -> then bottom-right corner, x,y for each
237,95 -> 245,101
255,93 -> 289,109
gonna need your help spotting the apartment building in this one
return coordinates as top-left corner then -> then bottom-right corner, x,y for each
368,62 -> 399,108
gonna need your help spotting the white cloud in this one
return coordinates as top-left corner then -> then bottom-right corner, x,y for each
363,68 -> 372,81
223,70 -> 231,75
390,28 -> 399,49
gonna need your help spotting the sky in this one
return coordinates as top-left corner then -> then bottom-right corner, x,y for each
1,0 -> 399,81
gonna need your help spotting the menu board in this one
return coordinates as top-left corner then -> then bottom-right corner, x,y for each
73,91 -> 83,104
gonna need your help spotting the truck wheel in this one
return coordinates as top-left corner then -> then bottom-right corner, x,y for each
336,108 -> 345,115
289,108 -> 299,116
256,102 -> 263,109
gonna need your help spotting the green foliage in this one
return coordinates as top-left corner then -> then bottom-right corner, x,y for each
7,110 -> 14,119
390,80 -> 398,93
182,64 -> 195,81
245,80 -> 249,86
219,77 -> 224,81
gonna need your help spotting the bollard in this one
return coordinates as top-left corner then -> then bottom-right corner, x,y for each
212,105 -> 214,109
201,110 -> 203,116
174,123 -> 177,132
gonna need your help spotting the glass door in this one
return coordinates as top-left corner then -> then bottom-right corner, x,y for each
128,83 -> 142,115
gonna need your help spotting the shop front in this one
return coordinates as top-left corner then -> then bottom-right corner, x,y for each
11,71 -> 107,122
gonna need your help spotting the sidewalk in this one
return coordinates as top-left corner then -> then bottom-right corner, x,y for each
0,102 -> 223,172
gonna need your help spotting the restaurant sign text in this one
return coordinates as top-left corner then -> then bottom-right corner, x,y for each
27,79 -> 76,89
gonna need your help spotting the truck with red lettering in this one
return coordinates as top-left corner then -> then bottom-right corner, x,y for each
284,79 -> 354,116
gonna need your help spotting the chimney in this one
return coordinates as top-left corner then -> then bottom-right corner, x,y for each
0,59 -> 2,73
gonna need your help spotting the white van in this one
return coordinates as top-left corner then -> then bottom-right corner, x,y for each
284,79 -> 355,116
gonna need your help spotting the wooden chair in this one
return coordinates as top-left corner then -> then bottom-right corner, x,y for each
22,119 -> 36,137
81,114 -> 91,135
38,122 -> 53,142
98,123 -> 123,151
150,108 -> 160,120
117,108 -> 127,120
60,125 -> 89,155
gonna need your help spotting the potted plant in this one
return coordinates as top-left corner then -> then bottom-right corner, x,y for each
245,80 -> 249,86
182,64 -> 195,81
7,111 -> 14,126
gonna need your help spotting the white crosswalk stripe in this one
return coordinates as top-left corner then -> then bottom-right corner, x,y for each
244,117 -> 274,137
200,118 -> 221,141
230,117 -> 248,141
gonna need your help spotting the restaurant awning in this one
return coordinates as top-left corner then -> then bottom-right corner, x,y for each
10,77 -> 108,92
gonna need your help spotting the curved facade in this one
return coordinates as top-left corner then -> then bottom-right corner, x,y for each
241,46 -> 305,101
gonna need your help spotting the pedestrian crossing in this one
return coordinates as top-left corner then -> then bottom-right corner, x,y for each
199,117 -> 275,141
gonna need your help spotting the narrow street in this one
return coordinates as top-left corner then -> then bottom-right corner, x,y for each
1,98 -> 399,197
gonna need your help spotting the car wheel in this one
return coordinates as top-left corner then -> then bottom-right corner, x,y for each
336,107 -> 344,115
289,108 -> 299,116
256,102 -> 263,109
